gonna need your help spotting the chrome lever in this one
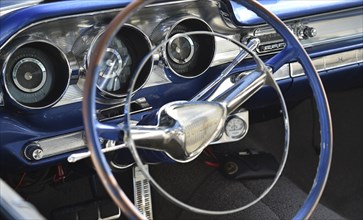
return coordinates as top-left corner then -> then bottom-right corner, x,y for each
67,142 -> 126,163
191,38 -> 260,101
212,69 -> 267,114
67,127 -> 166,163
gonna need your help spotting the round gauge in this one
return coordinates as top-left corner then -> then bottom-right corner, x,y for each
90,36 -> 132,97
86,25 -> 153,99
167,35 -> 195,64
161,17 -> 215,78
225,116 -> 247,139
4,43 -> 70,109
5,47 -> 54,105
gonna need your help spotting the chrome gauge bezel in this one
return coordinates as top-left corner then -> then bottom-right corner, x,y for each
151,15 -> 216,79
167,35 -> 195,64
224,115 -> 247,139
1,38 -> 71,110
85,24 -> 153,99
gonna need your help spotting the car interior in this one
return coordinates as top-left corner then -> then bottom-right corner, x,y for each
0,0 -> 362,219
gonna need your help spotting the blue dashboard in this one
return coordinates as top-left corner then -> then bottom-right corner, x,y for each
0,0 -> 362,170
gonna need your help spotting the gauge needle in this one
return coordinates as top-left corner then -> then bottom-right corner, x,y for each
99,60 -> 116,91
113,76 -> 121,91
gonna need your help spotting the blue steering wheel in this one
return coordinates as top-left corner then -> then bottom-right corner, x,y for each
83,0 -> 333,219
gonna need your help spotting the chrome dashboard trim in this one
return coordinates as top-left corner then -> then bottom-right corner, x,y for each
208,48 -> 363,103
0,0 -> 222,108
0,0 -> 43,17
34,131 -> 87,159
53,84 -> 83,107
215,6 -> 363,63
0,2 -> 361,52
211,34 -> 241,67
291,48 -> 363,77
298,10 -> 362,48
239,7 -> 363,56
274,64 -> 291,80
0,0 -> 202,51
97,97 -> 152,121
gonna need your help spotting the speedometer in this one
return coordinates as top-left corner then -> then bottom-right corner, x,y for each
88,34 -> 132,98
86,25 -> 153,99
96,38 -> 132,97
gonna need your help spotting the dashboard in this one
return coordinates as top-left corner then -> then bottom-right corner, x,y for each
0,0 -> 362,169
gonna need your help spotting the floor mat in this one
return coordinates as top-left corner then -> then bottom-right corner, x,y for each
150,158 -> 343,220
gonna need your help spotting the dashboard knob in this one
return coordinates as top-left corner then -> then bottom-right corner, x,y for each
303,26 -> 317,38
24,143 -> 44,161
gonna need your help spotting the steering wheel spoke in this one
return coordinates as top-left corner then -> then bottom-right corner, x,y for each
192,38 -> 260,101
95,121 -> 124,141
266,45 -> 298,72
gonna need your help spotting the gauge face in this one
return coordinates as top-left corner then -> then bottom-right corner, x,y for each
12,57 -> 47,93
162,19 -> 215,78
167,35 -> 195,64
225,116 -> 246,139
86,26 -> 153,99
89,36 -> 132,97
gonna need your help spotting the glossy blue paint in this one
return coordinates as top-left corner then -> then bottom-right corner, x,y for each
0,0 -> 131,46
223,0 -> 363,26
0,108 -> 83,165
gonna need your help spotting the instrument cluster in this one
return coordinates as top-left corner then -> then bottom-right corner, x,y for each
0,1 -> 225,112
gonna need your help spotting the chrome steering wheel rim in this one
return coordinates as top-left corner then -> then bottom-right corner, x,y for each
83,0 -> 333,219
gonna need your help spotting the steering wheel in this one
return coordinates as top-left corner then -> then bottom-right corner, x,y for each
83,0 -> 333,219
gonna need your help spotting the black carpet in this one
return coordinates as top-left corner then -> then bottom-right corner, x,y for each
150,158 -> 343,220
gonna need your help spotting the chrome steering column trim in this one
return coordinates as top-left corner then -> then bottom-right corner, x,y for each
132,101 -> 226,163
